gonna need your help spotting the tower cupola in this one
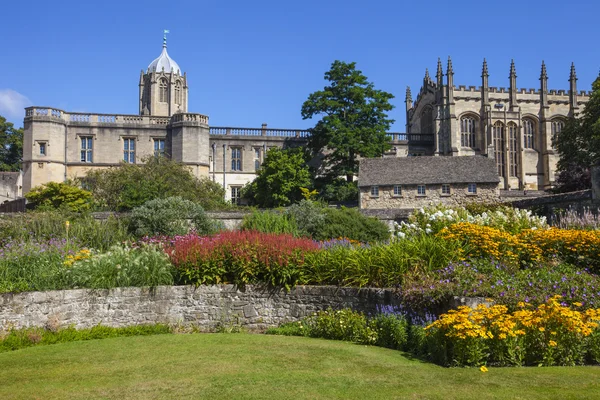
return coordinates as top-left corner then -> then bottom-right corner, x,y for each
139,30 -> 188,117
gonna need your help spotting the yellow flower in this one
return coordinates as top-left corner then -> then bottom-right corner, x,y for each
549,340 -> 557,347
480,366 -> 488,373
538,327 -> 545,332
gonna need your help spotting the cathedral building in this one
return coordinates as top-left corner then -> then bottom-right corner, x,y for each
21,37 -> 591,202
405,58 -> 591,190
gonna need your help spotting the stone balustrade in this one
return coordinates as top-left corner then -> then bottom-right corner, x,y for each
209,126 -> 310,138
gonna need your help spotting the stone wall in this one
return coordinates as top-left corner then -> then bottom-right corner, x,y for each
0,285 -> 400,332
360,183 -> 499,209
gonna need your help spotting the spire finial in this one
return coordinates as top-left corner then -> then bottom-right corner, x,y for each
570,62 -> 577,81
447,56 -> 454,75
405,86 -> 412,102
482,58 -> 489,77
163,29 -> 170,48
510,59 -> 516,77
436,58 -> 443,78
541,60 -> 548,80
424,68 -> 430,81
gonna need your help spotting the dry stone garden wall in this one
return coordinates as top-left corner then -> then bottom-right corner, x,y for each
0,285 -> 402,332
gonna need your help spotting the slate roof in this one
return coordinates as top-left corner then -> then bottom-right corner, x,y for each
358,156 -> 501,187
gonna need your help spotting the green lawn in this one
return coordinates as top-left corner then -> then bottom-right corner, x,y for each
0,334 -> 599,400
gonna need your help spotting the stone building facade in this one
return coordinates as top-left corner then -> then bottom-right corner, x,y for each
20,39 -> 592,201
406,58 -> 591,190
358,157 -> 500,209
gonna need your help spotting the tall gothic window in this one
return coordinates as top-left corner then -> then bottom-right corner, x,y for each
159,79 -> 168,103
493,121 -> 505,177
420,106 -> 433,134
175,82 -> 182,105
523,119 -> 535,149
508,122 -> 519,177
551,119 -> 565,147
460,116 -> 476,148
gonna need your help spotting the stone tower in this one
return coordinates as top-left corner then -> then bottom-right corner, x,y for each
139,32 -> 188,116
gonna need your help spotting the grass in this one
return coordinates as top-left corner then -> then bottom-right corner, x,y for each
0,334 -> 599,399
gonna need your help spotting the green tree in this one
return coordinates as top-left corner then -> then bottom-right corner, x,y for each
301,61 -> 394,183
85,156 -> 226,211
243,147 -> 312,208
0,116 -> 23,172
25,181 -> 93,212
554,75 -> 600,192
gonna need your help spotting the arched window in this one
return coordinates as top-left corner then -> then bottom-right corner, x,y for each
460,115 -> 476,148
175,82 -> 182,105
493,121 -> 505,177
508,122 -> 519,177
159,79 -> 168,103
551,119 -> 565,148
523,119 -> 535,149
420,106 -> 433,134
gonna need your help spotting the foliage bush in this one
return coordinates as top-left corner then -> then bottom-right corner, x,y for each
0,324 -> 171,353
0,211 -> 131,252
399,259 -> 600,314
67,244 -> 174,289
25,181 -> 94,212
166,231 -> 319,289
0,238 -> 79,293
313,207 -> 390,243
85,155 -> 227,211
240,210 -> 299,236
267,308 -> 409,351
424,297 -> 600,367
129,196 -> 220,238
286,200 -> 326,238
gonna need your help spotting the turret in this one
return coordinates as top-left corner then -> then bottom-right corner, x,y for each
509,60 -> 518,110
405,86 -> 413,111
481,58 -> 489,106
540,61 -> 549,107
569,62 -> 579,114
446,56 -> 454,105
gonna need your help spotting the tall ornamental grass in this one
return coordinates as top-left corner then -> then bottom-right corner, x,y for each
0,239 -> 79,293
0,211 -> 131,251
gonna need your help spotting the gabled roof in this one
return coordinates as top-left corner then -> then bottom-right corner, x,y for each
358,156 -> 500,187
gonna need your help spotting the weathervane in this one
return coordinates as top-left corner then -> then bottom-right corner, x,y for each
163,29 -> 170,47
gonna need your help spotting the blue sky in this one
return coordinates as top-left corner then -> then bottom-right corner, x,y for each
2,0 -> 599,131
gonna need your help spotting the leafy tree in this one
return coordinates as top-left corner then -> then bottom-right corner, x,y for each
0,115 -> 23,172
554,75 -> 600,192
301,60 -> 394,183
25,181 -> 93,212
85,156 -> 226,211
243,147 -> 312,208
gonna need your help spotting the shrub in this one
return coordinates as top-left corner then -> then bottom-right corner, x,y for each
267,308 -> 410,350
166,231 -> 319,289
25,181 -> 93,212
424,297 -> 600,367
130,197 -> 220,238
286,200 -> 326,238
240,210 -> 299,236
85,155 -> 227,211
67,244 -> 174,289
314,207 -> 390,243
